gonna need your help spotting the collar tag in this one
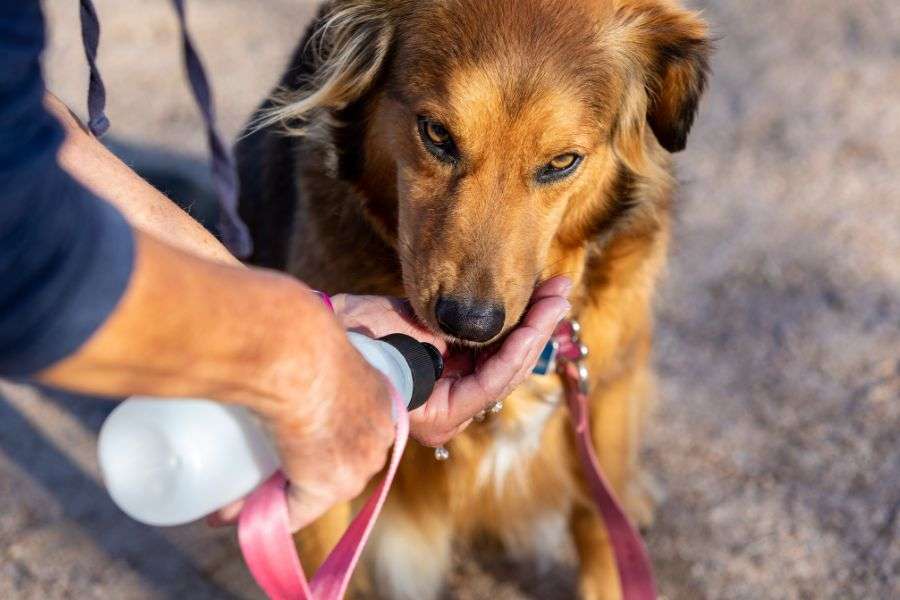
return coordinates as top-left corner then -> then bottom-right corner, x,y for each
531,339 -> 559,376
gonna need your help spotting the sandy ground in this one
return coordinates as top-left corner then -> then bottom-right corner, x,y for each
2,0 -> 898,598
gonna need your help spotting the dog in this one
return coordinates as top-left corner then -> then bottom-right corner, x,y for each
236,1 -> 709,597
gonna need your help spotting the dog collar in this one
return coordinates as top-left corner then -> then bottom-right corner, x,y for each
532,319 -> 588,377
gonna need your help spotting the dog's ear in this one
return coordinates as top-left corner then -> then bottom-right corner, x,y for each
635,5 -> 711,152
255,1 -> 393,132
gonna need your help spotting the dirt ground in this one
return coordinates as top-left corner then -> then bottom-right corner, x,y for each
1,1 -> 898,598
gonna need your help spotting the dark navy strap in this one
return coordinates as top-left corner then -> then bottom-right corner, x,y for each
78,0 -> 109,137
78,0 -> 252,258
169,0 -> 251,258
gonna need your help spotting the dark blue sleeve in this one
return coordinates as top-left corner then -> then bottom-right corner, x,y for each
0,2 -> 135,377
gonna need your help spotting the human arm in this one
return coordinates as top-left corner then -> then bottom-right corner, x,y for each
45,91 -> 238,265
1,2 -> 392,530
46,92 -> 571,448
39,229 -> 395,530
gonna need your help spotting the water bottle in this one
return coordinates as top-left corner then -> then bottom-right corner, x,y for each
98,332 -> 442,527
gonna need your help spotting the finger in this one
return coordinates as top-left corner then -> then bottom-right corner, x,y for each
408,374 -> 486,446
423,419 -> 471,448
409,294 -> 569,439
443,331 -> 541,422
408,377 -> 453,444
522,294 -> 569,350
522,293 -> 571,331
516,325 -> 554,378
387,299 -> 449,351
529,276 -> 573,304
339,295 -> 449,353
206,498 -> 245,527
506,294 -> 571,387
509,335 -> 551,391
518,295 -> 571,373
445,296 -> 569,417
283,431 -> 393,530
462,326 -> 540,404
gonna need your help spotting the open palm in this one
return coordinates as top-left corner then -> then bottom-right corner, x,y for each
332,276 -> 571,446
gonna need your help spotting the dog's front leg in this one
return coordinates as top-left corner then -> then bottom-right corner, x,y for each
570,501 -> 622,600
569,346 -> 655,599
292,502 -> 354,582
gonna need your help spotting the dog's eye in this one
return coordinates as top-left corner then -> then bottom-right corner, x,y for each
550,154 -> 578,170
417,116 -> 459,164
536,153 -> 583,184
424,120 -> 450,144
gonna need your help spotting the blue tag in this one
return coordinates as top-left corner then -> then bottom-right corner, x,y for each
532,340 -> 558,376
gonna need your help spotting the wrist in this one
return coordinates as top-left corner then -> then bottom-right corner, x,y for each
228,281 -> 347,416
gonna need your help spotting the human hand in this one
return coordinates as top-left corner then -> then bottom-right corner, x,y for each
331,276 -> 572,446
209,276 -> 570,530
209,287 -> 396,532
264,327 -> 395,530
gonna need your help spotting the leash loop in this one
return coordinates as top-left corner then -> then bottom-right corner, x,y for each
238,385 -> 409,600
78,0 -> 253,258
78,0 -> 109,137
168,0 -> 252,258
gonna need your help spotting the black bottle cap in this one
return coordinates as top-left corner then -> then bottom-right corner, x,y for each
378,334 -> 442,411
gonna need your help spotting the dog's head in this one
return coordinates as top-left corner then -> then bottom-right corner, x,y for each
266,0 -> 709,344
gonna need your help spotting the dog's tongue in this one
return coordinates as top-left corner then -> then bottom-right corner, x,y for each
440,339 -> 507,379
439,348 -> 479,379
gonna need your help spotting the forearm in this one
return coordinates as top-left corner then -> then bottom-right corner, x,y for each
38,229 -> 337,415
42,95 -> 359,415
46,93 -> 239,267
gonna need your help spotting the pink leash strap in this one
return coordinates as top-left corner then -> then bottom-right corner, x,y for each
561,363 -> 657,600
555,321 -> 657,600
236,304 -> 654,600
237,387 -> 409,600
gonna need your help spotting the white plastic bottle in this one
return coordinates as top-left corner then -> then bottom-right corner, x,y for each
98,332 -> 440,527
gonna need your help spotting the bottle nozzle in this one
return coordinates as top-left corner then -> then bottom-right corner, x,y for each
378,334 -> 443,410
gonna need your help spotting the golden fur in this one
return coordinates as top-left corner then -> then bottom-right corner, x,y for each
236,1 -> 710,597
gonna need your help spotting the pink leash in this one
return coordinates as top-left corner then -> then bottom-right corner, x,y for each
554,321 -> 657,600
236,311 -> 656,600
237,386 -> 408,600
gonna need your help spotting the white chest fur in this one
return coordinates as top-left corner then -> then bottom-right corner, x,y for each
475,390 -> 561,495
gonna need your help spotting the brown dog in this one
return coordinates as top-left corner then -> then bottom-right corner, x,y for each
236,1 -> 709,597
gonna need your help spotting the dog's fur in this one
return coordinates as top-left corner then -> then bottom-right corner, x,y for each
236,1 -> 709,597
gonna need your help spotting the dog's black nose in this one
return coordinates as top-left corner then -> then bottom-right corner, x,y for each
435,296 -> 505,343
